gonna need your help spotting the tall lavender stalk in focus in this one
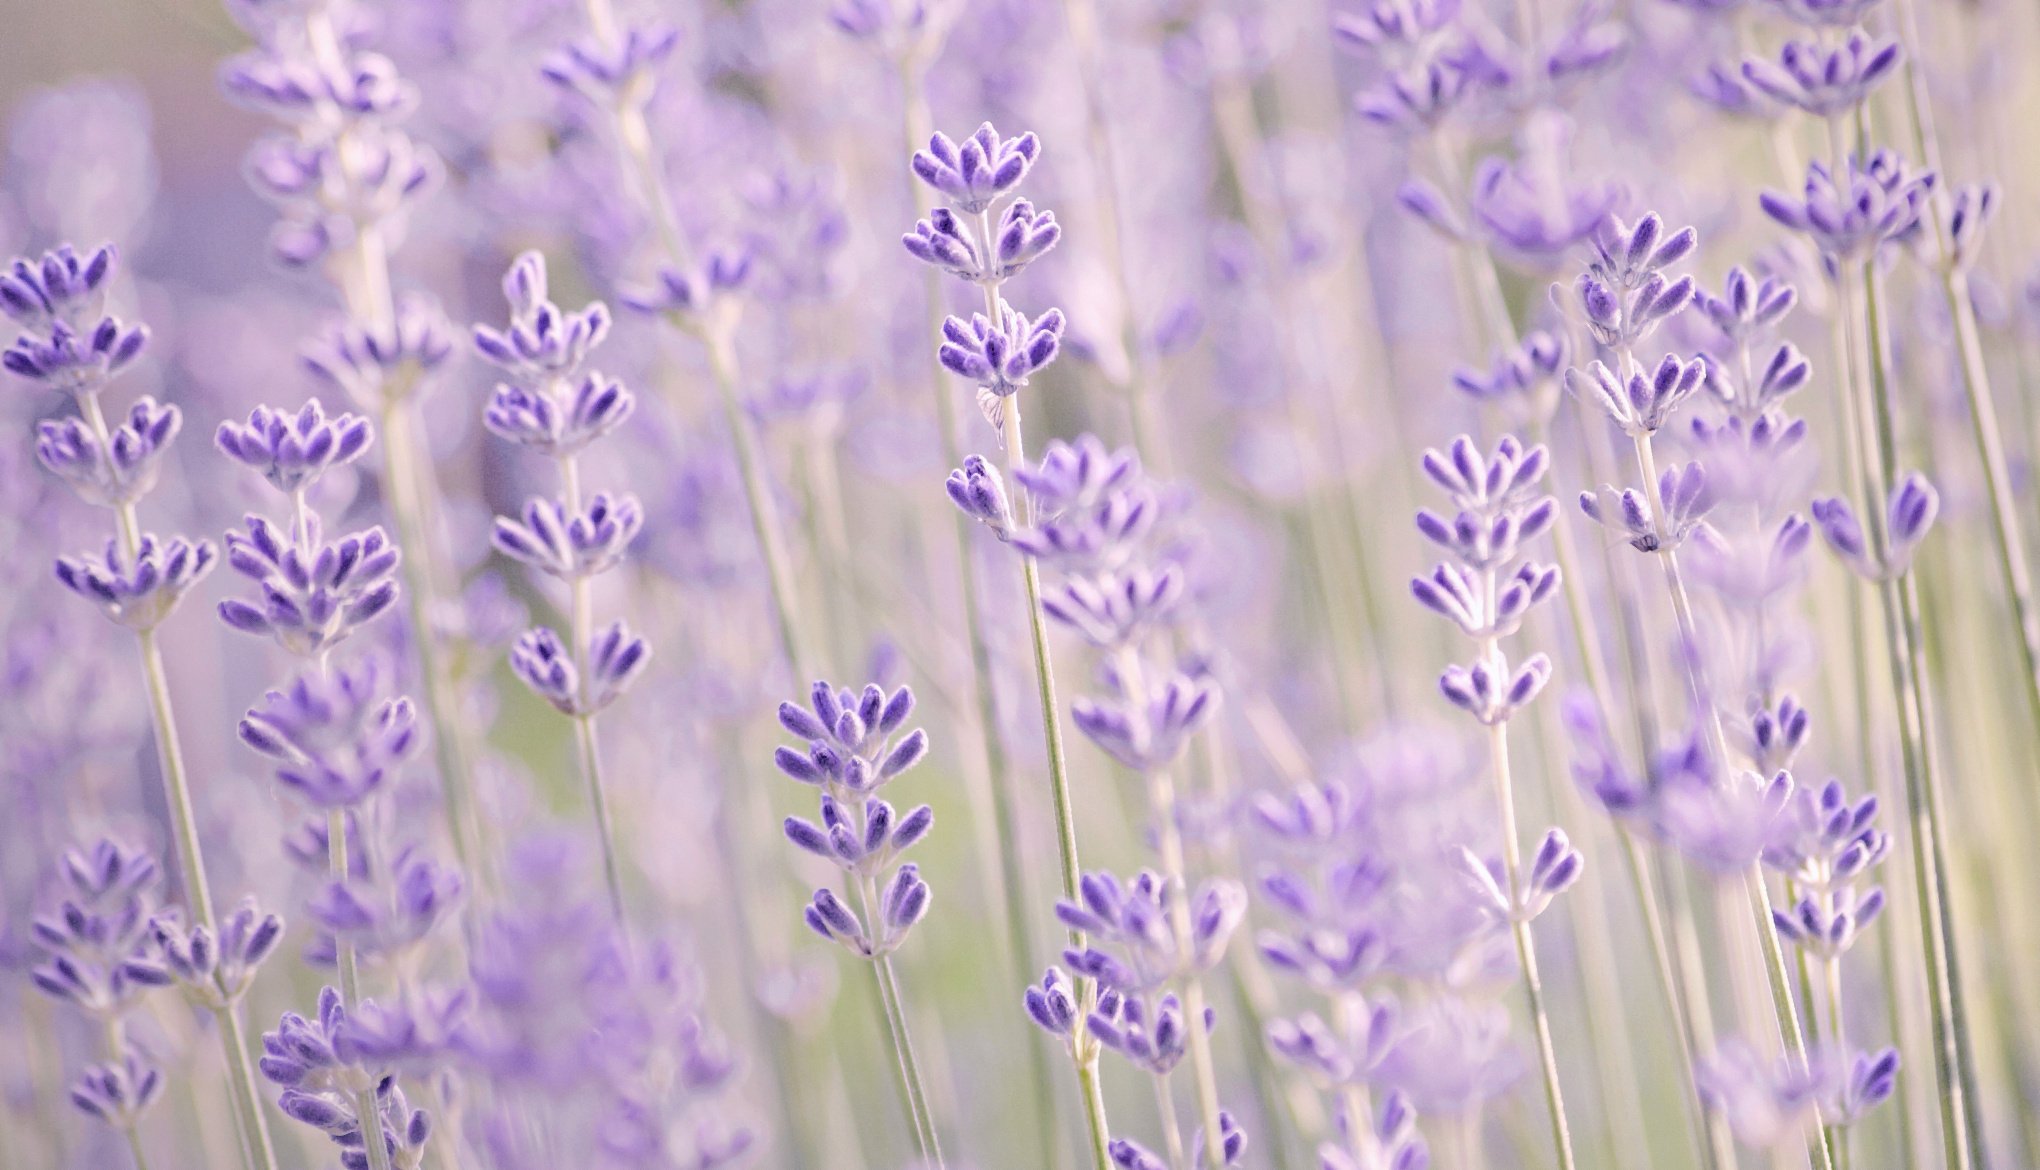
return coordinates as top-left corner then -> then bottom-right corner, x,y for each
774,680 -> 942,1164
474,253 -> 651,924
216,399 -> 465,1170
1410,433 -> 1581,1169
4,242 -> 281,1170
221,0 -> 487,877
912,121 -> 1113,1167
833,11 -> 1063,1163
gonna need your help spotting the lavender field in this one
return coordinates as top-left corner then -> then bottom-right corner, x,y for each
5,0 -> 2039,1167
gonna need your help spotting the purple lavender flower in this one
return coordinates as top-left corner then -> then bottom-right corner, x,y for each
218,513 -> 401,656
1697,1039 -> 1833,1147
1810,472 -> 1938,579
1761,153 -> 1935,264
237,656 -> 420,809
0,243 -> 147,396
29,839 -> 169,1015
215,399 -> 374,494
1740,32 -> 1901,117
473,252 -> 612,382
777,679 -> 937,957
149,897 -> 286,1011
1580,461 -> 1715,553
69,1049 -> 165,1131
485,373 -> 637,457
1057,869 -> 1248,992
542,21 -> 681,106
911,122 -> 1041,214
35,396 -> 180,507
301,296 -> 456,410
55,532 -> 218,631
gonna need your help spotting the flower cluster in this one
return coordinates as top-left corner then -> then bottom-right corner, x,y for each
475,252 -> 651,721
775,680 -> 936,957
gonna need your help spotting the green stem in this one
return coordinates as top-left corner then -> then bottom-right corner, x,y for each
859,881 -> 944,1166
705,325 -> 813,678
979,192 -> 1114,1159
1487,716 -> 1577,1170
1843,254 -> 1979,1170
894,58 -> 1065,1170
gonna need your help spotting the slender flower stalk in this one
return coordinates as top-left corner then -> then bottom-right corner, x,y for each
4,242 -> 282,1170
221,0 -> 489,878
555,0 -> 812,679
910,119 -> 1115,1167
1762,133 -> 1981,1167
832,12 -> 1064,1163
1410,432 -> 1579,1169
473,252 -> 651,925
774,680 -> 944,1164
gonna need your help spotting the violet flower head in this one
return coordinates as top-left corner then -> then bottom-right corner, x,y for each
149,897 -> 286,1011
1265,998 -> 1400,1084
1573,212 -> 1699,350
1057,868 -> 1249,992
945,454 -> 1014,538
1466,149 -> 1619,265
1657,767 -> 1794,875
1450,330 -> 1568,421
1087,987 -> 1212,1074
55,532 -> 218,631
1071,669 -> 1221,772
911,121 -> 1041,214
485,372 -> 636,458
492,492 -> 645,580
301,295 -> 455,410
542,21 -> 681,108
1761,152 -> 1935,265
1695,267 -> 1799,347
1319,1090 -> 1431,1170
30,838 -> 169,1016
1580,461 -> 1715,553
1460,827 -> 1584,926
905,200 -> 1061,283
1568,352 -> 1709,437
1332,0 -> 1465,55
1829,1046 -> 1901,1124
218,512 -> 401,656
510,622 -> 649,717
69,1050 -> 165,1131
216,399 -> 374,494
1810,472 -> 1938,580
0,242 -> 147,397
777,679 -> 937,956
473,250 -> 612,383
238,655 -> 420,809
937,303 -> 1067,399
622,246 -> 752,318
261,985 -> 435,1169
1741,32 -> 1900,118
36,395 -> 180,507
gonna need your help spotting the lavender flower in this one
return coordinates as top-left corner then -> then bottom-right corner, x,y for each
55,532 -> 218,631
777,679 -> 936,957
1761,153 -> 1935,264
1740,32 -> 1902,117
1057,869 -> 1248,992
1811,473 -> 1939,579
216,400 -> 374,494
36,396 -> 180,507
